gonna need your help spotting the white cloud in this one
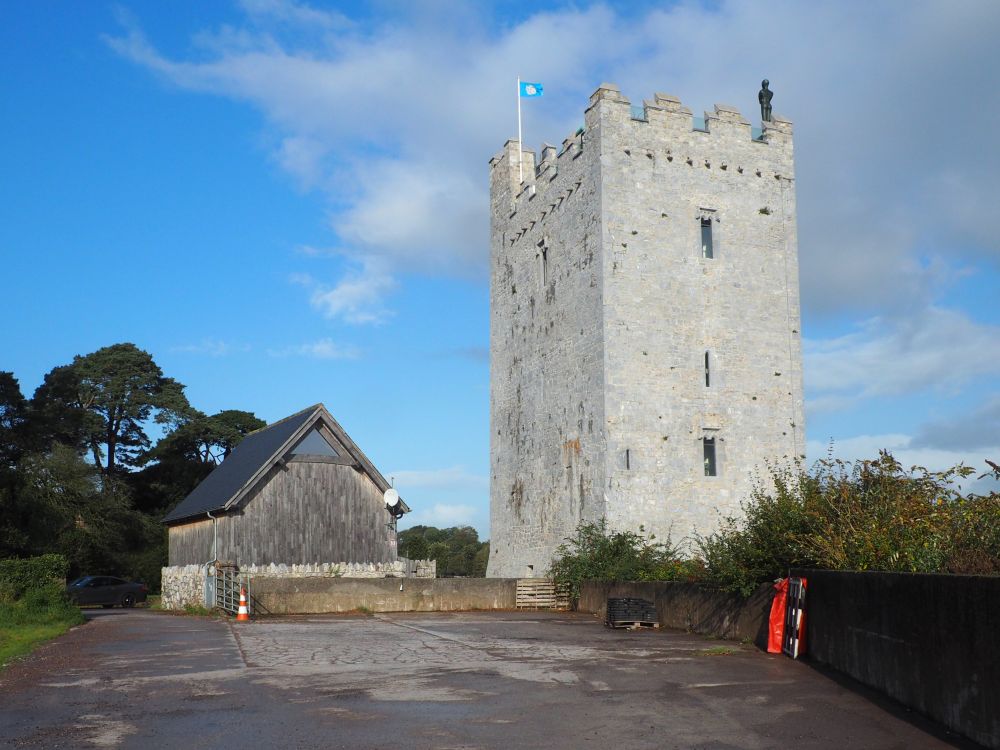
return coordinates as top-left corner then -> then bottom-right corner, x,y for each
390,466 -> 488,492
238,0 -> 351,31
910,396 -> 1000,453
306,260 -> 397,324
805,307 -> 1000,401
266,338 -> 359,359
402,503 -> 479,528
107,2 -> 1000,331
171,339 -> 250,357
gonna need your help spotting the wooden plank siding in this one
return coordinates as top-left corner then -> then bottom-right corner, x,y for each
167,459 -> 396,566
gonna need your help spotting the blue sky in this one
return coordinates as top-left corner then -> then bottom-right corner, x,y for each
3,1 -> 999,537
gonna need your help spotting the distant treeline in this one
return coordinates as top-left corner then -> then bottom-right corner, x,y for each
0,343 -> 266,589
398,525 -> 489,577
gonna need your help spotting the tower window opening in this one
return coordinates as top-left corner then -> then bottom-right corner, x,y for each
704,351 -> 711,387
701,218 -> 714,259
703,437 -> 717,476
541,247 -> 548,284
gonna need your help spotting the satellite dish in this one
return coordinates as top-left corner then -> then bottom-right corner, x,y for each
384,488 -> 400,508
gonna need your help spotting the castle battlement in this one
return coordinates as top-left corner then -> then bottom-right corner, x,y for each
491,84 -> 794,218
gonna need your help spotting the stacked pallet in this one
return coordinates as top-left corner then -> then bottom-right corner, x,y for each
606,597 -> 659,629
516,578 -> 571,610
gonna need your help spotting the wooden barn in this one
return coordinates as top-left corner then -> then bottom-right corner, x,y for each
163,403 -> 409,567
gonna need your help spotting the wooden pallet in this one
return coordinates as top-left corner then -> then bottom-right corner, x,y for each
607,620 -> 660,630
516,578 -> 571,610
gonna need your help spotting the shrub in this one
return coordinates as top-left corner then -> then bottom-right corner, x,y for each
800,453 -> 962,574
0,554 -> 70,603
0,583 -> 82,627
697,464 -> 816,596
946,462 -> 1000,574
698,453 -> 997,596
548,519 -> 695,600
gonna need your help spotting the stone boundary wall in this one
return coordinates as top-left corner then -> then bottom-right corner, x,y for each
791,569 -> 1000,749
238,558 -> 436,580
577,580 -> 774,646
250,577 -> 517,614
160,565 -> 206,610
160,558 -> 436,611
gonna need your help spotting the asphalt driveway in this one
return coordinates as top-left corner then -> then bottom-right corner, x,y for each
0,609 -> 975,749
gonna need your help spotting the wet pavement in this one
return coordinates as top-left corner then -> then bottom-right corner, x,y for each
0,609 -> 976,749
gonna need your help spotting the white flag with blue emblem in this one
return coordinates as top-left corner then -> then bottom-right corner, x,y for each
519,81 -> 543,98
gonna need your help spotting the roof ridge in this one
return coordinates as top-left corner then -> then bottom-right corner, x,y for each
247,403 -> 324,436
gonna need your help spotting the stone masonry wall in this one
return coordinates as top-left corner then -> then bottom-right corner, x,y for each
160,564 -> 207,610
487,123 -> 608,577
489,83 -> 805,575
597,86 -> 805,544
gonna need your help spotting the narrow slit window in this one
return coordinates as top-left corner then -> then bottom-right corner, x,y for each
701,218 -> 714,259
704,351 -> 711,387
703,437 -> 717,476
541,246 -> 548,284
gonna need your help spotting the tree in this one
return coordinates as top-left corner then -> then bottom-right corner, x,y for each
0,372 -> 28,467
396,525 -> 490,577
32,344 -> 189,475
131,409 -> 265,516
148,409 -> 265,466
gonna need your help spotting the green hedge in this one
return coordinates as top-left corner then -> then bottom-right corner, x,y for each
0,554 -> 70,603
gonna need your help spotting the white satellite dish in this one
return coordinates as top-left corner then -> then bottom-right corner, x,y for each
384,488 -> 400,508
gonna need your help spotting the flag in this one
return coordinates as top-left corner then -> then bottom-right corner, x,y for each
519,81 -> 543,98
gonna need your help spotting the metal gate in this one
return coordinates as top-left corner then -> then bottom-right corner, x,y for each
214,565 -> 250,616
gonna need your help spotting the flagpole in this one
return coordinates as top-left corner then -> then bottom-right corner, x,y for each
516,76 -> 523,183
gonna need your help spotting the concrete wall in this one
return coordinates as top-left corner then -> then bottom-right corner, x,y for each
250,577 -> 518,615
792,569 -> 1000,749
578,580 -> 773,646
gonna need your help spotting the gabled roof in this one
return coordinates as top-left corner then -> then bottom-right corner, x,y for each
162,403 -> 408,525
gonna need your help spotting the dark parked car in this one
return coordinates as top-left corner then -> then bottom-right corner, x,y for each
67,576 -> 149,608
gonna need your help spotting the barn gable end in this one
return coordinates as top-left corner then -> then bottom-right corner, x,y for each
164,404 -> 409,567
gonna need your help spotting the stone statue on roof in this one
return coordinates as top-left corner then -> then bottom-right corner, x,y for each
759,79 -> 773,122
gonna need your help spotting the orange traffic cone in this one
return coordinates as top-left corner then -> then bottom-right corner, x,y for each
236,586 -> 250,622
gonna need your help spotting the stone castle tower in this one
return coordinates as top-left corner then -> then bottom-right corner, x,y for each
487,83 -> 805,578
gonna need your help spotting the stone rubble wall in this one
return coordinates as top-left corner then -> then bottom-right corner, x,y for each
160,559 -> 436,610
160,564 -> 207,610
239,558 -> 436,579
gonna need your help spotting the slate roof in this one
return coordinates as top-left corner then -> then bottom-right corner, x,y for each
162,404 -> 405,525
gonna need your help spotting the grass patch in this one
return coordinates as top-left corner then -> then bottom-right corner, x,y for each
353,606 -> 374,616
698,645 -> 738,656
0,584 -> 85,670
181,603 -> 217,617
